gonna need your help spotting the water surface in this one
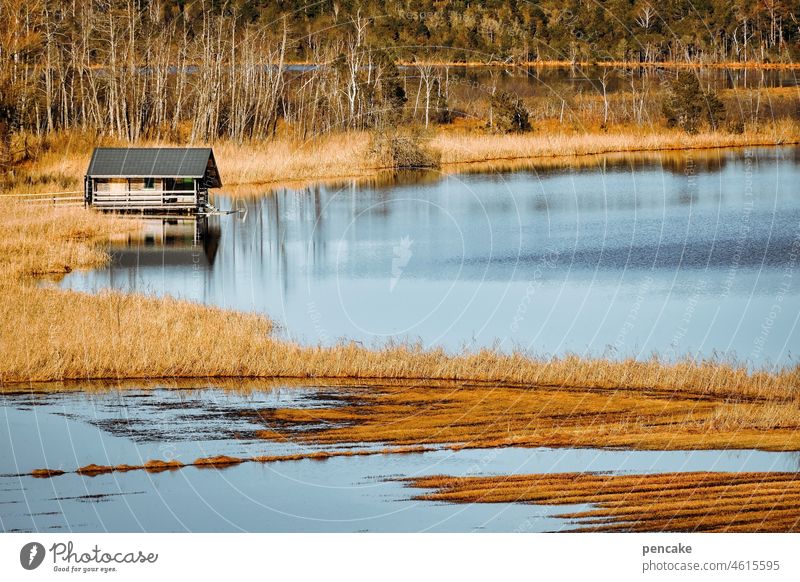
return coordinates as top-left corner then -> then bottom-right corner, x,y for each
2,388 -> 797,533
62,146 -> 800,367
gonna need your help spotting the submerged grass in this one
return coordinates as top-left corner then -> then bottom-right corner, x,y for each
247,380 -> 800,451
405,472 -> 800,532
26,445 -> 437,478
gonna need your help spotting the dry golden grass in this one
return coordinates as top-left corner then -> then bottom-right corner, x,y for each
249,379 -> 800,451
30,468 -> 66,478
0,200 -> 276,384
5,121 -> 798,196
3,130 -> 377,194
0,200 -> 139,280
0,284 -> 279,382
405,472 -> 800,532
2,195 -> 799,455
213,133 -> 375,185
76,463 -> 116,476
193,455 -> 245,467
433,119 -> 800,168
142,459 -> 185,473
4,299 -> 800,406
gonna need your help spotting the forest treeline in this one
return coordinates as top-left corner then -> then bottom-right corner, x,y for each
277,0 -> 799,64
0,0 -> 797,150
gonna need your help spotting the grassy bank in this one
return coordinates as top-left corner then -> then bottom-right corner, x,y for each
0,201 -> 275,382
405,472 -> 800,532
5,119 -> 799,195
433,120 -> 800,167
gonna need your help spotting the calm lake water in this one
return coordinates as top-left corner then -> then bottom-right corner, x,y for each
62,146 -> 800,368
397,65 -> 800,96
288,64 -> 800,95
2,387 -> 797,533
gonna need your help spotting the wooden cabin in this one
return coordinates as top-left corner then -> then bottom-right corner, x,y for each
84,147 -> 222,212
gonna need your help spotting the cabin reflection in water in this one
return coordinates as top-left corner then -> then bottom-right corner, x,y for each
107,217 -> 220,268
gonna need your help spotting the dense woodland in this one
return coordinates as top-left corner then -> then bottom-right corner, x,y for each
0,0 -> 798,152
274,0 -> 800,64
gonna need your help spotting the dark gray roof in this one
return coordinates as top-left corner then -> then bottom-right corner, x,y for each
86,148 -> 222,187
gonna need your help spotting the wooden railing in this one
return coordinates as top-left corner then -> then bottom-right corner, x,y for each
91,189 -> 199,209
1,189 -> 207,211
0,191 -> 83,206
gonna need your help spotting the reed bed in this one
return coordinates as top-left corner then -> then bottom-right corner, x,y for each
247,380 -> 800,451
0,200 -> 275,383
5,121 -> 799,196
3,131 -> 377,194
395,60 -> 800,70
0,200 -> 139,280
1,196 -> 799,457
433,119 -> 800,167
405,472 -> 800,532
3,299 -> 800,404
212,133 -> 375,185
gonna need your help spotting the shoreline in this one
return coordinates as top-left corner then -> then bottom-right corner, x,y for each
10,123 -> 796,198
225,137 -> 800,195
221,123 -> 800,191
440,139 -> 800,168
2,134 -> 799,392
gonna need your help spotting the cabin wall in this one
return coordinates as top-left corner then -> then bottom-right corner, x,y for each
89,177 -> 199,211
128,178 -> 162,191
94,178 -> 127,192
95,178 -> 163,191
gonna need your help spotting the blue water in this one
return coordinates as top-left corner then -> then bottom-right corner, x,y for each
1,387 -> 797,532
61,146 -> 800,368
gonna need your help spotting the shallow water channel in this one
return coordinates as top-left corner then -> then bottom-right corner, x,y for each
2,386 -> 798,533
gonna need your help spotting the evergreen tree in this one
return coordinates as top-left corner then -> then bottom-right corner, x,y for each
432,79 -> 453,124
489,91 -> 531,133
662,72 -> 725,134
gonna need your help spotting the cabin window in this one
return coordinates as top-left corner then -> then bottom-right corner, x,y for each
143,177 -> 155,189
164,178 -> 194,192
